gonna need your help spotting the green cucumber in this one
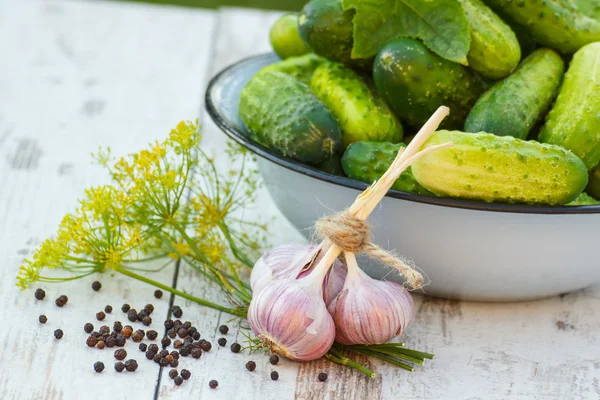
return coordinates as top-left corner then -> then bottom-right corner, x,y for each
539,42 -> 600,169
482,0 -> 600,54
570,0 -> 600,19
465,48 -> 564,139
259,53 -> 326,85
411,130 -> 588,205
341,141 -> 431,195
269,14 -> 311,60
310,61 -> 403,148
316,154 -> 344,176
239,71 -> 342,165
298,0 -> 371,69
459,0 -> 521,79
566,192 -> 600,206
373,38 -> 484,130
586,165 -> 600,199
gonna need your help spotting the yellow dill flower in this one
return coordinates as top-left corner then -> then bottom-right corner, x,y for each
168,241 -> 191,260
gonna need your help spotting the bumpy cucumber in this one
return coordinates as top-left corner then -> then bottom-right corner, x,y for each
373,38 -> 484,130
570,0 -> 600,19
411,130 -> 588,205
566,192 -> 600,206
259,53 -> 326,85
586,165 -> 600,199
310,62 -> 403,148
341,142 -> 431,195
539,42 -> 600,169
269,14 -> 311,60
483,0 -> 600,54
459,0 -> 521,79
298,0 -> 371,69
465,49 -> 564,139
239,71 -> 342,165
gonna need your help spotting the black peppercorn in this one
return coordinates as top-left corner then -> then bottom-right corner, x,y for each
245,361 -> 256,371
230,343 -> 241,353
167,329 -> 177,339
91,281 -> 102,291
170,359 -> 179,368
318,372 -> 328,382
142,316 -> 152,326
269,355 -> 279,365
96,311 -> 106,321
113,321 -> 123,333
218,325 -> 229,334
153,354 -> 162,363
99,325 -> 110,335
122,326 -> 133,338
121,303 -> 130,313
177,328 -> 188,338
97,341 -> 105,350
161,337 -> 171,347
171,306 -> 183,318
115,362 -> 125,372
154,290 -> 163,299
104,305 -> 112,313
200,341 -> 212,352
173,320 -> 182,329
174,376 -> 183,386
54,329 -> 63,339
218,338 -> 227,347
139,343 -> 148,352
192,331 -> 201,341
179,346 -> 191,357
173,339 -> 183,349
146,330 -> 158,340
86,336 -> 98,347
39,315 -> 47,324
209,380 -> 218,389
94,361 -> 105,373
159,349 -> 169,357
115,334 -> 126,347
270,371 -> 279,381
180,369 -> 191,380
91,331 -> 101,338
55,295 -> 68,307
114,349 -> 127,360
169,369 -> 178,379
145,351 -> 155,360
144,304 -> 154,314
191,349 -> 202,359
125,359 -> 138,372
132,331 -> 143,343
34,288 -> 46,300
105,336 -> 117,348
127,309 -> 138,322
159,357 -> 169,367
137,311 -> 147,321
182,321 -> 191,329
170,351 -> 179,360
148,344 -> 159,353
164,319 -> 174,330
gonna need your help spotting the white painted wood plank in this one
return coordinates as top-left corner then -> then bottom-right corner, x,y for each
0,1 -> 215,399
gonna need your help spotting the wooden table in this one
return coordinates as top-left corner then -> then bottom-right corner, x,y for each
2,1 -> 600,399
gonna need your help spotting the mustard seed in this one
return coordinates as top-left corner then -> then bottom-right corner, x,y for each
270,371 -> 279,381
180,369 -> 191,380
121,303 -> 130,313
54,329 -> 64,339
318,372 -> 328,382
115,362 -> 125,372
209,380 -> 218,389
91,281 -> 101,291
269,355 -> 279,365
96,311 -> 106,321
104,305 -> 112,313
154,290 -> 163,299
218,325 -> 229,334
34,288 -> 45,300
169,369 -> 178,379
230,343 -> 241,353
125,359 -> 138,371
246,361 -> 256,371
174,376 -> 183,386
39,315 -> 47,324
218,338 -> 227,347
94,361 -> 105,373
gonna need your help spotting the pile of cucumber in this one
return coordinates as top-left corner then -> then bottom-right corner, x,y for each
239,0 -> 600,206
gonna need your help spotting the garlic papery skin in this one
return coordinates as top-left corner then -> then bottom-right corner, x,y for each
251,243 -> 347,306
247,271 -> 336,361
328,252 -> 414,346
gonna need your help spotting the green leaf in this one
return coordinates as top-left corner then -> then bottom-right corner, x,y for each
342,0 -> 471,65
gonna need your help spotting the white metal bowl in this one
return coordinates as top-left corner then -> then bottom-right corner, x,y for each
205,53 -> 600,302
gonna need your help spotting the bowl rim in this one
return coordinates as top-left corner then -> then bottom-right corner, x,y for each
205,52 -> 600,215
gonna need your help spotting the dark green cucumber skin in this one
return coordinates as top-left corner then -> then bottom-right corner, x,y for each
298,0 -> 371,69
465,49 -> 564,139
316,154 -> 344,176
538,42 -> 600,169
411,130 -> 588,205
239,71 -> 342,165
341,141 -> 432,195
259,53 -> 326,85
269,13 -> 311,60
586,165 -> 600,200
566,192 -> 600,206
483,0 -> 600,54
373,38 -> 484,130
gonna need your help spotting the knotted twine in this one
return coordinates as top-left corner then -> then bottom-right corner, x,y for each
315,211 -> 424,290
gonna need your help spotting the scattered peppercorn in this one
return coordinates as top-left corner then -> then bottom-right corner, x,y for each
200,341 -> 212,352
174,376 -> 184,386
91,331 -> 101,338
173,340 -> 183,349
113,321 -> 123,333
99,325 -> 110,334
183,321 -> 191,329
177,328 -> 188,338
39,315 -> 47,324
184,337 -> 194,345
122,326 -> 133,338
127,309 -> 138,322
145,330 -> 157,341
230,343 -> 241,353
144,304 -> 154,314
159,358 -> 169,367
54,329 -> 63,339
167,329 -> 177,339
169,369 -> 178,379
318,372 -> 328,382
104,305 -> 112,313
209,380 -> 218,389
97,341 -> 105,350
114,362 -> 125,372
55,295 -> 68,307
171,306 -> 183,318
146,351 -> 155,360
159,349 -> 169,357
121,303 -> 130,313
170,351 -> 179,360
270,371 -> 279,381
148,344 -> 159,353
125,359 -> 138,372
142,316 -> 152,326
173,320 -> 182,329
192,331 -> 201,341
105,336 -> 117,348
179,346 -> 191,357
170,359 -> 179,368
191,349 -> 202,359
139,343 -> 148,352
96,311 -> 106,321
161,337 -> 171,347
164,319 -> 174,330
218,338 -> 227,347
269,355 -> 279,365
114,349 -> 127,360
246,361 -> 256,371
180,369 -> 191,380
154,290 -> 163,299
34,288 -> 46,300
115,334 -> 126,347
218,325 -> 229,335
132,331 -> 143,342
153,354 -> 161,363
166,355 -> 174,362
94,361 -> 105,373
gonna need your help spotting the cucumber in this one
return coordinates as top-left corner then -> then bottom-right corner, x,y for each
373,38 -> 484,130
411,130 -> 588,205
586,165 -> 600,199
482,0 -> 600,54
538,42 -> 600,169
570,0 -> 600,19
269,14 -> 311,60
259,53 -> 326,85
465,49 -> 564,139
310,62 -> 403,148
341,141 -> 431,195
239,71 -> 342,165
298,0 -> 371,69
459,0 -> 521,79
316,154 -> 344,176
566,192 -> 600,206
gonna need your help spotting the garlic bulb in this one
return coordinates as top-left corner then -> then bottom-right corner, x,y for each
251,243 -> 347,305
328,252 -> 414,345
248,273 -> 335,361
